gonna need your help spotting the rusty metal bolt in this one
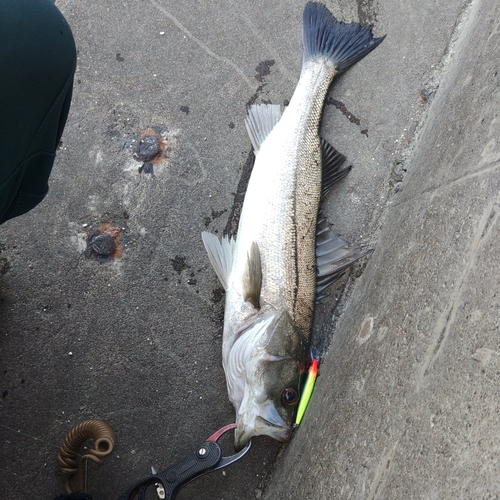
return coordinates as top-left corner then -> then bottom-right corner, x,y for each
91,233 -> 116,257
133,135 -> 160,162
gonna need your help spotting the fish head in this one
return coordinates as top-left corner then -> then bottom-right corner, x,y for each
224,308 -> 307,451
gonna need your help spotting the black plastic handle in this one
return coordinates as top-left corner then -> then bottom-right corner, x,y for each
157,441 -> 222,499
117,441 -> 222,500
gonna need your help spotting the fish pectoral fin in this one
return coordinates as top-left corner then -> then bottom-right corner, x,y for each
245,104 -> 282,153
320,138 -> 352,199
201,231 -> 235,290
243,242 -> 262,309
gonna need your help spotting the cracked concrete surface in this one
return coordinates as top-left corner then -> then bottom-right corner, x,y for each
1,0 -> 499,498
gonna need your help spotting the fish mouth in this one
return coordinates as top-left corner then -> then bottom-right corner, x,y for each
234,415 -> 291,451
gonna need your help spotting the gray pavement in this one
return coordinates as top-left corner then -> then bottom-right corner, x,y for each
1,0 -> 498,499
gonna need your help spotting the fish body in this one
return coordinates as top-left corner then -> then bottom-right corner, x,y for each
203,2 -> 384,450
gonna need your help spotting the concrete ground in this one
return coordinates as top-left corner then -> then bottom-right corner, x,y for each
1,0 -> 498,499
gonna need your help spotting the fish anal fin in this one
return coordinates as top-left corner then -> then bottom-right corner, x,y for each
243,242 -> 262,309
201,231 -> 235,290
321,137 -> 352,199
315,215 -> 372,299
245,104 -> 282,153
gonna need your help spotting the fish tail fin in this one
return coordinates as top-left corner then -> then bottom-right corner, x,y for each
302,1 -> 385,73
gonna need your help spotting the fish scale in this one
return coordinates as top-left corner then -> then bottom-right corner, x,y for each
286,60 -> 338,335
231,61 -> 337,338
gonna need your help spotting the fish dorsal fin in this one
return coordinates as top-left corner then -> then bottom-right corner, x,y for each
202,231 -> 235,290
243,242 -> 262,309
315,214 -> 373,300
321,137 -> 352,199
245,104 -> 282,153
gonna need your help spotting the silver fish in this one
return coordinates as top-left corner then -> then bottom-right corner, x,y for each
203,2 -> 384,450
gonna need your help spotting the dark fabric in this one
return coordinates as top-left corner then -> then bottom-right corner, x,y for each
0,0 -> 76,224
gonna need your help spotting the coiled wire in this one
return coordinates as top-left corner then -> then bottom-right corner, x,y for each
58,419 -> 115,494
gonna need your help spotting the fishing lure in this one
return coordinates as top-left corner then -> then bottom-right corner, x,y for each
295,349 -> 320,425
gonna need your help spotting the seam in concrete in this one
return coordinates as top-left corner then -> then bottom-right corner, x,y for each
390,158 -> 500,210
429,0 -> 475,78
411,0 -> 474,143
368,441 -> 399,500
148,0 -> 255,91
374,0 -> 475,237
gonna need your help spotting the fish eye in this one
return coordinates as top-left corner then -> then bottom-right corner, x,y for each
282,387 -> 299,406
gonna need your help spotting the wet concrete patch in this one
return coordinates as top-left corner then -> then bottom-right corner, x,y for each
138,161 -> 155,175
171,255 -> 189,274
223,151 -> 255,236
246,60 -> 276,108
255,60 -> 275,82
326,97 -> 361,126
211,286 -> 225,304
203,208 -> 228,229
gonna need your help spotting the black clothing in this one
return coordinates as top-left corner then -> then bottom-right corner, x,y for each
0,0 -> 76,224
